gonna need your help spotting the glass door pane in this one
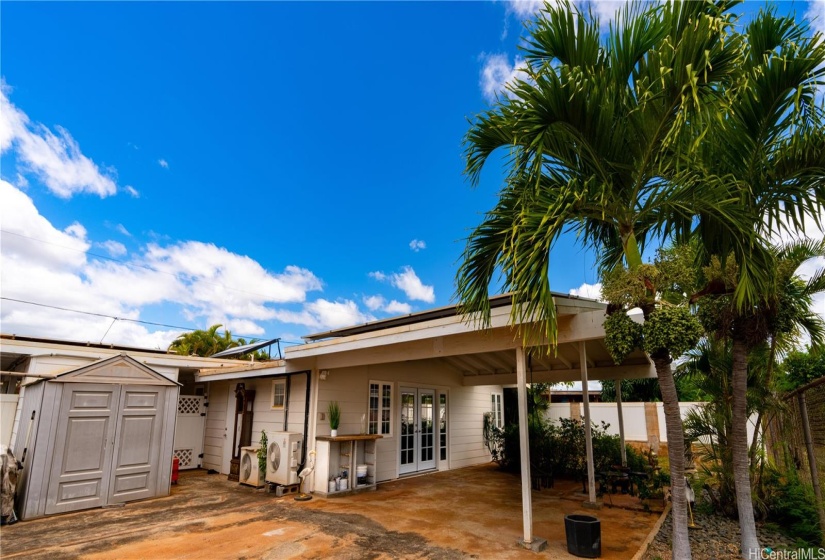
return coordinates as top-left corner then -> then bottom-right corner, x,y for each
439,394 -> 447,462
419,390 -> 435,470
399,389 -> 416,474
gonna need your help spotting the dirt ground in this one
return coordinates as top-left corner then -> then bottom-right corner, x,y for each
0,464 -> 662,559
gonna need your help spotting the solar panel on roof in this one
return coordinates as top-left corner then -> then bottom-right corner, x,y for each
210,338 -> 280,358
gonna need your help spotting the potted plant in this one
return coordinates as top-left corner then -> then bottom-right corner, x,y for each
257,430 -> 268,475
328,401 -> 340,437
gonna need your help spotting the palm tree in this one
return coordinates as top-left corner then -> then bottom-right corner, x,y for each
697,241 -> 825,554
678,338 -> 776,517
458,2 -> 745,557
685,10 -> 825,555
168,324 -> 239,357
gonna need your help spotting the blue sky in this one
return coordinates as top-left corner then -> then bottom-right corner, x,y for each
1,1 -> 822,350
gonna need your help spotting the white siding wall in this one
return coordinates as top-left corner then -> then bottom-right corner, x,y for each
448,385 -> 497,469
203,375 -> 310,474
248,375 -> 308,447
28,355 -> 94,375
315,359 -> 501,483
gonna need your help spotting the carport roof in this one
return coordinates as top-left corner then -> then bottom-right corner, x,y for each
197,294 -> 654,383
302,292 -> 604,341
286,294 -> 653,384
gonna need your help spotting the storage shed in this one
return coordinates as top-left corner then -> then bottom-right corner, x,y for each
14,354 -> 179,520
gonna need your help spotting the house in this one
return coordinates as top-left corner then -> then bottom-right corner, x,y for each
2,292 -> 654,544
194,294 -> 652,493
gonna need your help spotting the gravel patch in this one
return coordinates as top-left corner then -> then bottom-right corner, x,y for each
642,509 -> 797,560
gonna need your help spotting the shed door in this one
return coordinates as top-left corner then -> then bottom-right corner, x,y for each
45,384 -> 119,515
109,386 -> 165,503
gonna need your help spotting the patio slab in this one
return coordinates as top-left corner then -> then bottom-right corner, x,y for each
1,463 -> 660,559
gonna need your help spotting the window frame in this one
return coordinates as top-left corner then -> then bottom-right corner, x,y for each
491,392 -> 503,429
367,380 -> 393,437
271,379 -> 286,410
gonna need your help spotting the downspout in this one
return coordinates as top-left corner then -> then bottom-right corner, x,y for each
298,370 -> 311,470
282,374 -> 291,432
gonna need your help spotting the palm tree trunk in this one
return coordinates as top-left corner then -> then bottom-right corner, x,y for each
653,353 -> 692,560
731,335 -> 760,558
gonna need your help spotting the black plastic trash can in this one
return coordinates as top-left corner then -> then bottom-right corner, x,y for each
564,514 -> 601,558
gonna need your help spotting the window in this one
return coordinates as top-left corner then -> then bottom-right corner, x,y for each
368,381 -> 393,436
271,379 -> 286,409
491,393 -> 503,429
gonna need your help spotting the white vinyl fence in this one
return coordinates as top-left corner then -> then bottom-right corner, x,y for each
545,401 -> 756,445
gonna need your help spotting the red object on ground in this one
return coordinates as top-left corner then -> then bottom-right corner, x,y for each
171,457 -> 179,485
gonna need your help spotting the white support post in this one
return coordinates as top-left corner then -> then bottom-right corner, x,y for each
616,381 -> 627,467
580,342 -> 597,505
516,346 -> 533,544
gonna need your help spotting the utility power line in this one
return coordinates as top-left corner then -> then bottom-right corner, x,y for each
1,296 -> 303,347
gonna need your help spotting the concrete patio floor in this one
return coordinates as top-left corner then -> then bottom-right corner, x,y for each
1,463 -> 661,559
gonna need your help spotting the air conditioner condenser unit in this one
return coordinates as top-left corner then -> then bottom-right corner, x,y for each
239,446 -> 264,488
265,432 -> 302,486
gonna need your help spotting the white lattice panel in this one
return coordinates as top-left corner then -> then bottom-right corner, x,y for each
174,448 -> 194,467
178,396 -> 201,415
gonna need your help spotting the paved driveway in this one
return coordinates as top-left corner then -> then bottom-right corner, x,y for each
1,464 -> 659,559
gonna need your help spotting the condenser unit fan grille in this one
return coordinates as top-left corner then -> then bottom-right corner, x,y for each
241,453 -> 252,480
269,442 -> 281,471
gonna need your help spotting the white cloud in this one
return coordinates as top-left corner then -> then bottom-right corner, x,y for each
272,299 -> 375,331
807,0 -> 825,35
363,294 -> 386,311
98,240 -> 127,257
480,53 -> 529,102
15,173 -> 28,188
586,0 -> 628,24
371,266 -> 435,303
409,239 -> 426,252
0,88 -> 118,198
363,294 -> 413,315
0,180 -> 328,345
505,1 -> 629,24
384,300 -> 412,314
158,159 -> 169,169
116,223 -> 132,237
569,282 -> 603,301
64,222 -> 87,240
124,185 -> 140,198
505,0 -> 546,19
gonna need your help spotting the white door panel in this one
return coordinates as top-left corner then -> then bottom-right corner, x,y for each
45,384 -> 119,515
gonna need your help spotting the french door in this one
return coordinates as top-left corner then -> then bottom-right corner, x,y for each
399,387 -> 436,475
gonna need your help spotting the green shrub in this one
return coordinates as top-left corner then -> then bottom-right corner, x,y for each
764,470 -> 824,547
488,414 -> 645,481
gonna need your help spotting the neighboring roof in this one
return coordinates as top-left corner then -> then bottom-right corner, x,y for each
0,334 -> 254,372
1,333 -> 171,355
210,338 -> 280,358
303,292 -> 604,342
